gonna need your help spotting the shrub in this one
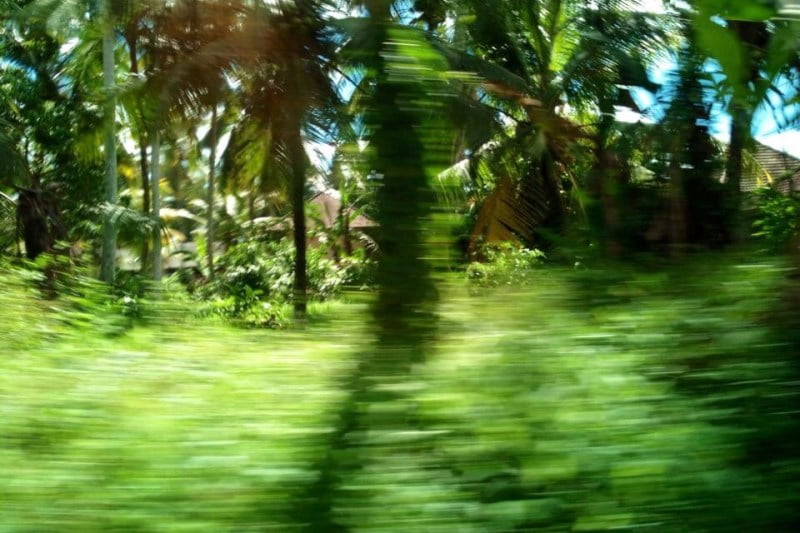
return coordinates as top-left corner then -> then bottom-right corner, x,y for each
466,242 -> 546,287
752,187 -> 800,250
20,252 -> 191,335
197,238 -> 373,326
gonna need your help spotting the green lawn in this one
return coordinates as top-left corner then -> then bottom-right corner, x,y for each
1,257 -> 799,531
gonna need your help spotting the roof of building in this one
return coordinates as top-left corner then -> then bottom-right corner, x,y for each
308,191 -> 373,229
743,142 -> 800,193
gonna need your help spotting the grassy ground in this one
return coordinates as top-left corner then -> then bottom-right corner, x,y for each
1,255 -> 798,531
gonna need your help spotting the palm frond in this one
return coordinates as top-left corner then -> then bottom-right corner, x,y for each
0,191 -> 18,254
469,169 -> 549,254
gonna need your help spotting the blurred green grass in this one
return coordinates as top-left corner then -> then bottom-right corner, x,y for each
1,256 -> 798,531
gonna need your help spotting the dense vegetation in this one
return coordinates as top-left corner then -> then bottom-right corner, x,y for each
2,255 -> 800,530
2,0 -> 800,530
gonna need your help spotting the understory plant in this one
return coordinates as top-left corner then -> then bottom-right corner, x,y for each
751,187 -> 800,251
196,238 -> 374,326
466,242 -> 546,287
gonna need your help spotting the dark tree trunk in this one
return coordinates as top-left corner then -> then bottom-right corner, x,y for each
16,188 -> 65,260
669,145 -> 687,249
290,128 -> 308,319
206,105 -> 218,280
591,146 -> 626,256
151,129 -> 162,281
126,32 -> 151,273
588,97 -> 624,255
139,140 -> 151,268
725,20 -> 767,241
541,148 -> 565,233
17,188 -> 67,299
341,205 -> 352,257
725,107 -> 751,239
292,5 -> 440,529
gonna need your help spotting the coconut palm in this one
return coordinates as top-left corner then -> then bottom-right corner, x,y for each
415,0 -> 675,253
1,1 -> 106,260
691,0 -> 800,231
20,0 -> 136,281
145,0 -> 244,281
164,0 -> 342,317
118,0 -> 172,274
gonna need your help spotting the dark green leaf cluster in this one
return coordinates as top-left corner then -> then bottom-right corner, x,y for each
752,186 -> 800,248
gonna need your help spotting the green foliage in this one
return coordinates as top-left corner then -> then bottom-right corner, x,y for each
0,300 -> 360,531
752,187 -> 800,249
1,254 -> 799,530
0,252 -> 192,338
0,192 -> 17,254
466,242 -> 546,287
197,238 -> 373,326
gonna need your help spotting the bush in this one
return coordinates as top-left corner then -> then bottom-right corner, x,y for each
0,255 -> 138,338
197,238 -> 374,326
17,252 -> 192,335
466,242 -> 546,287
752,187 -> 800,250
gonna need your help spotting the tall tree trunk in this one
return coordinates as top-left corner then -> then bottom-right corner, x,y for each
206,105 -> 218,280
669,144 -> 687,249
293,5 -> 439,528
587,97 -> 620,254
16,187 -> 65,261
139,140 -> 151,270
725,107 -> 752,240
127,34 -> 151,273
151,129 -> 162,281
725,20 -> 766,241
342,205 -> 352,257
100,2 -> 118,284
290,127 -> 308,319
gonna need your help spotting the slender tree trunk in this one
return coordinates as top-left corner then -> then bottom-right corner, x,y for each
127,35 -> 151,273
139,140 -> 150,269
290,127 -> 308,319
342,205 -> 352,257
669,145 -> 687,249
100,3 -> 118,284
151,129 -> 162,281
726,20 -> 765,242
206,105 -> 218,280
338,170 -> 352,257
726,107 -> 751,240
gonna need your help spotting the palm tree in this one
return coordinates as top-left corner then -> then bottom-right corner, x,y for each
150,127 -> 163,281
426,0 -> 673,253
99,0 -> 118,282
167,0 -> 341,317
2,1 -> 104,260
692,1 -> 800,234
289,2 -> 456,528
241,0 -> 343,319
119,0 -> 170,274
22,0 -> 129,281
148,0 -> 242,281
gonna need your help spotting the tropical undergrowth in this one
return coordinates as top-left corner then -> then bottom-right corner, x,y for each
195,238 -> 375,327
2,251 -> 799,530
